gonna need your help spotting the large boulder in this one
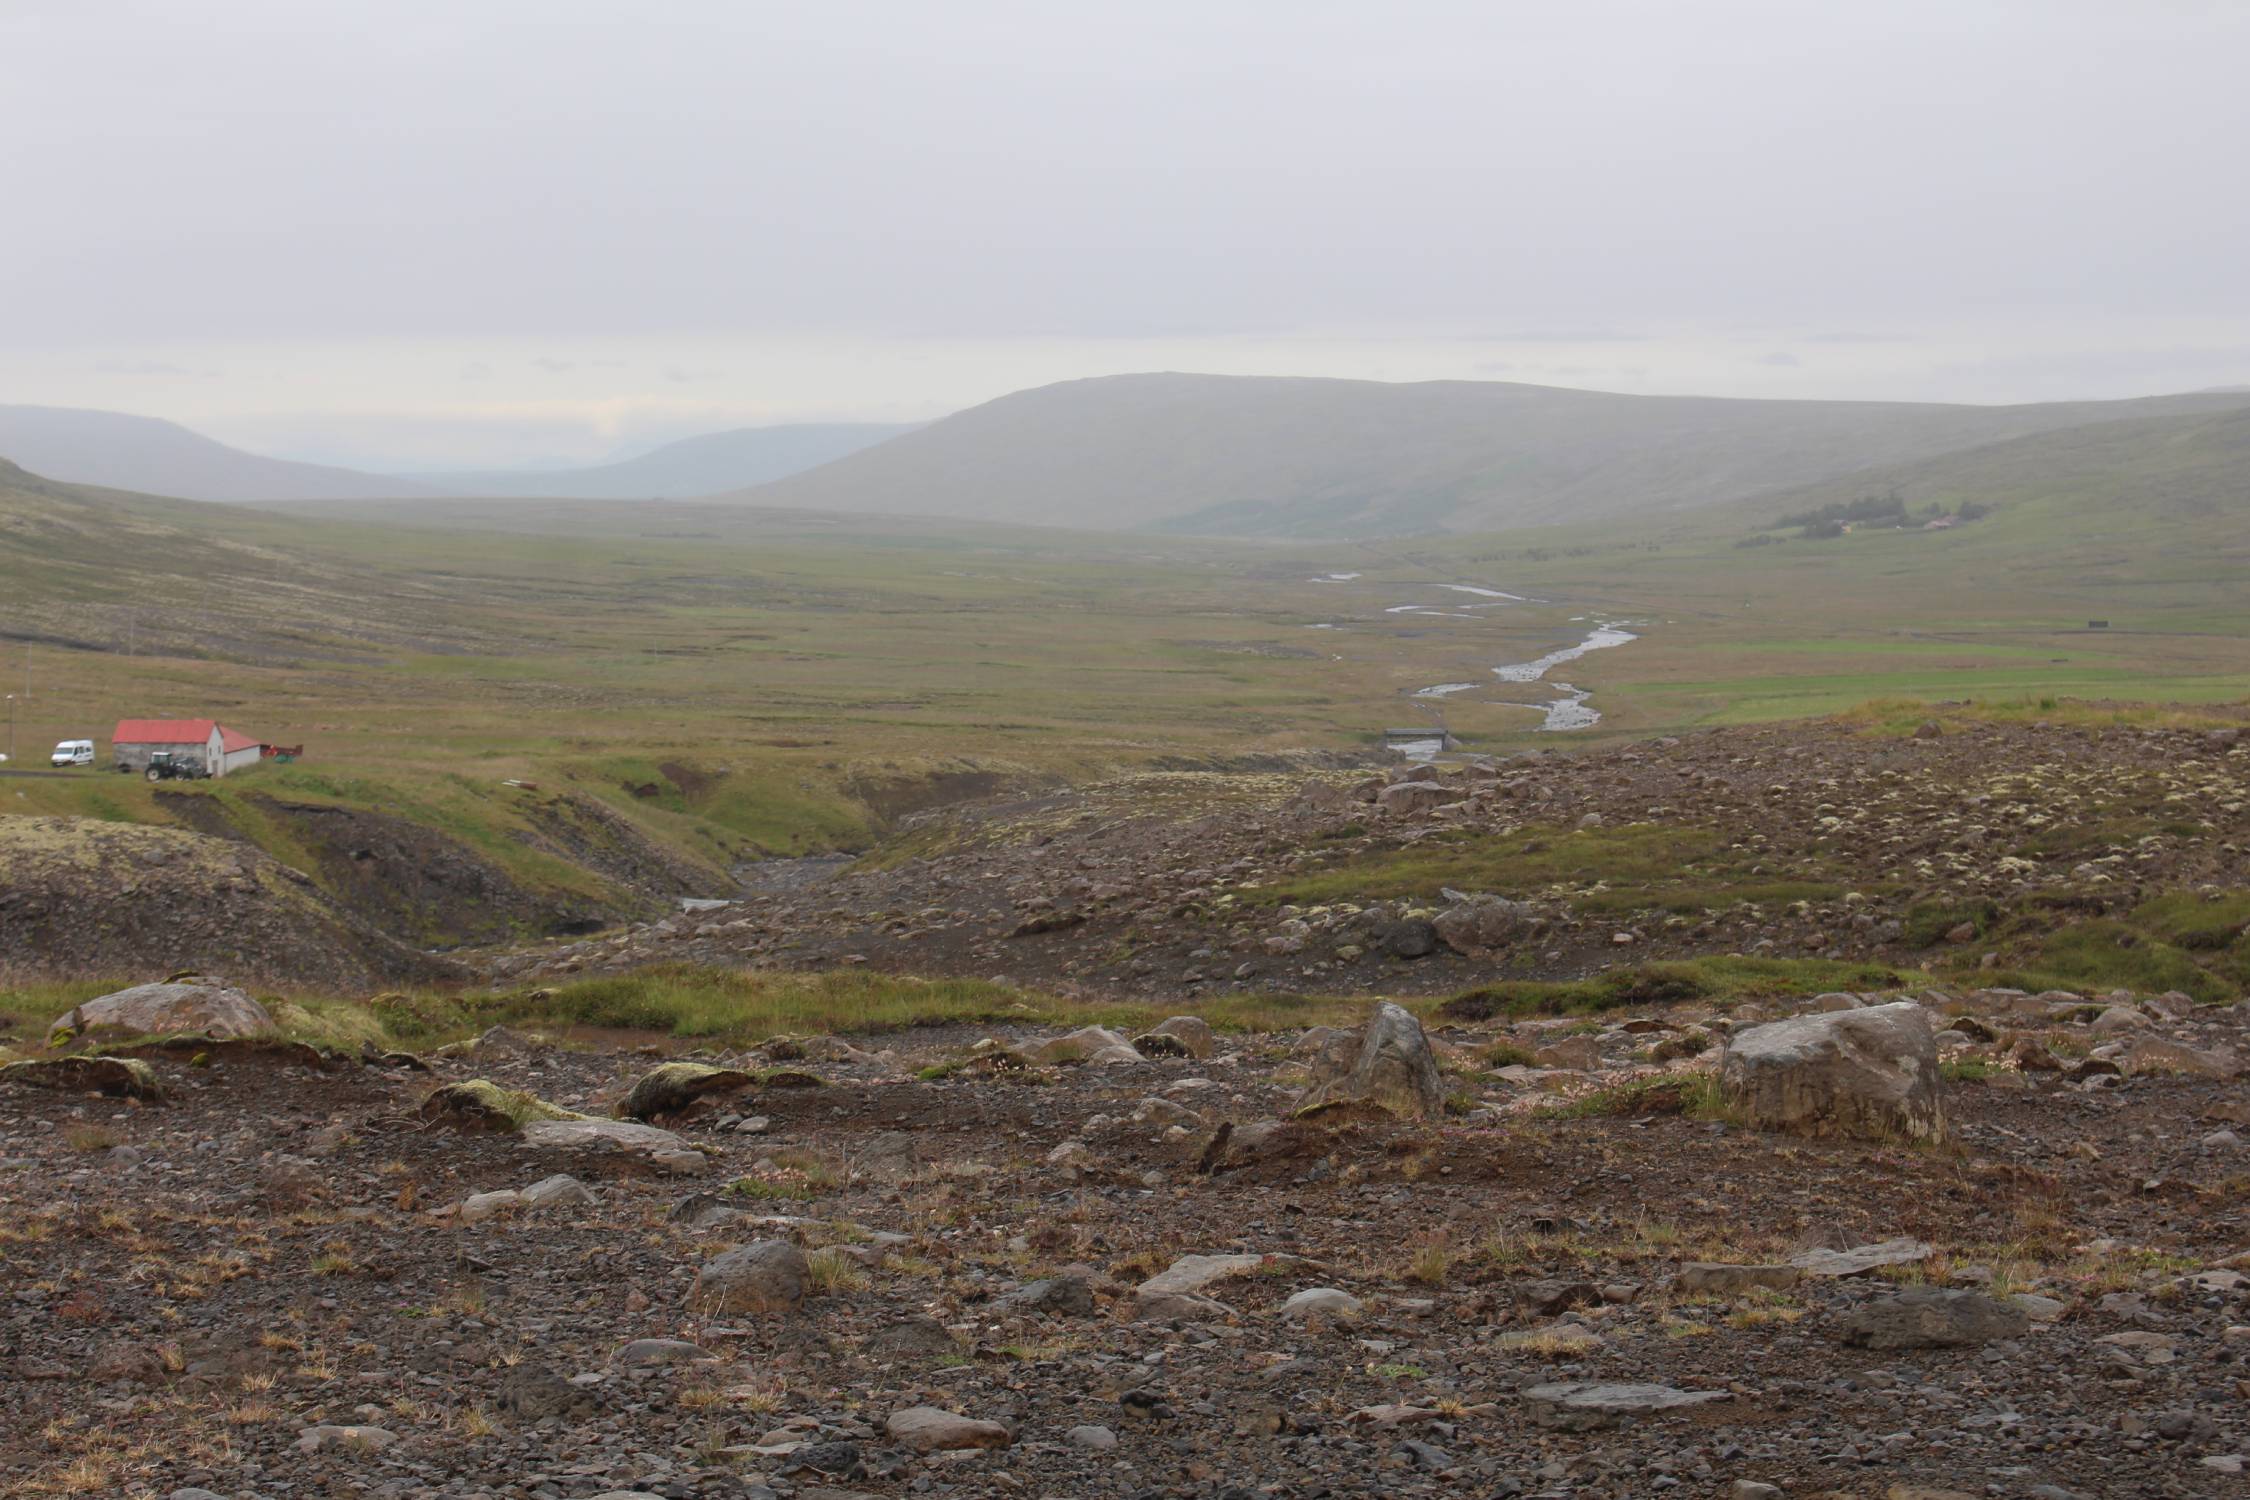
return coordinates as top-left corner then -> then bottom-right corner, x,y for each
2115,1036 -> 2239,1080
1134,1015 -> 1216,1059
615,1062 -> 757,1121
1376,780 -> 1463,817
1433,894 -> 1537,956
690,1239 -> 811,1315
1719,1001 -> 1944,1141
51,982 -> 271,1044
1295,1001 -> 1446,1119
1841,1288 -> 2028,1349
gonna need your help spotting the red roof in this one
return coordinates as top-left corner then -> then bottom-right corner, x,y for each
112,719 -> 261,752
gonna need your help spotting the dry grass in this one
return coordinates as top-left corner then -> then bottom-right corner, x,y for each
805,1246 -> 870,1295
60,1122 -> 124,1153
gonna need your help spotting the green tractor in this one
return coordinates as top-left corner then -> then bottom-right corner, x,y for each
143,751 -> 211,782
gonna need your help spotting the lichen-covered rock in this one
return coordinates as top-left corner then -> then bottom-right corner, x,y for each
615,1062 -> 756,1121
1295,1001 -> 1446,1119
418,1079 -> 584,1132
1719,1001 -> 1944,1141
51,982 -> 271,1045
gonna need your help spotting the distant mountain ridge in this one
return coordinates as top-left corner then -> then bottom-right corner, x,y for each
422,422 -> 916,499
0,405 -> 915,507
0,404 -> 448,503
728,373 -> 2250,537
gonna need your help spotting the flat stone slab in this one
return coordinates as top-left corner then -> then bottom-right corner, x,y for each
1788,1238 -> 1932,1277
886,1405 -> 1012,1452
1841,1287 -> 2030,1350
519,1118 -> 706,1174
1137,1252 -> 1276,1299
1678,1262 -> 1801,1294
1524,1381 -> 1731,1430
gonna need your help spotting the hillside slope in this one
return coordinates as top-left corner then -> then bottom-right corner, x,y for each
731,372 -> 2250,537
424,422 -> 915,499
0,459 -> 470,658
0,405 -> 447,503
1734,403 -> 2250,535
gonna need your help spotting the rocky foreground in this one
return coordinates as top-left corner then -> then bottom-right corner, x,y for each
501,717 -> 2250,1002
6,977 -> 2250,1498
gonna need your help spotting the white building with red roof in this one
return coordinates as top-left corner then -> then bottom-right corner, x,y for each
110,719 -> 264,777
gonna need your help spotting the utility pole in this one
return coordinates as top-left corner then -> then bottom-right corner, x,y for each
5,693 -> 14,766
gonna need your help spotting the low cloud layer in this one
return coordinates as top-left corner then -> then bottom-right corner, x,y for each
4,0 -> 2247,466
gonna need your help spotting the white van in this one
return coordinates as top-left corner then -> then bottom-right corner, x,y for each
50,739 -> 95,768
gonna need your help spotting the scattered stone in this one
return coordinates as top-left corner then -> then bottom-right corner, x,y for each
863,1315 -> 962,1361
995,1273 -> 1097,1316
1030,1026 -> 1144,1066
497,1362 -> 597,1420
613,1337 -> 719,1366
296,1424 -> 398,1453
519,1172 -> 597,1209
1279,1286 -> 1363,1320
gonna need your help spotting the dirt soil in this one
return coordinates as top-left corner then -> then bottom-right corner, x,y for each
4,986 -> 2248,1498
0,817 -> 456,990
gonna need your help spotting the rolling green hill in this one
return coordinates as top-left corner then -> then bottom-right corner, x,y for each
731,372 -> 2250,537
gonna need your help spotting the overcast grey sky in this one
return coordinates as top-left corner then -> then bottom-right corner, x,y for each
4,0 -> 2247,468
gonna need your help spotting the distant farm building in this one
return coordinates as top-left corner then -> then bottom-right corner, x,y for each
2087,620 -> 2111,630
110,719 -> 264,777
1384,726 -> 1460,755
1922,516 -> 1958,531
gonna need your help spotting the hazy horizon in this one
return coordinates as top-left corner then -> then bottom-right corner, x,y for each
6,0 -> 2249,469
